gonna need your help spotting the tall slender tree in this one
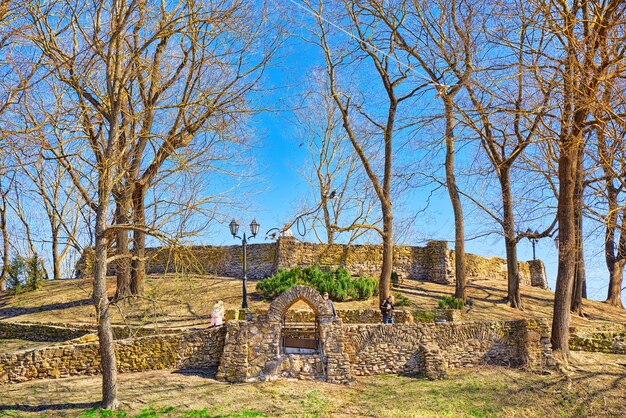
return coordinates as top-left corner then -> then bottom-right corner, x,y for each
307,0 -> 423,302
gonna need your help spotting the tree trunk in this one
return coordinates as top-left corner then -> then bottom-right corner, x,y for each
131,185 -> 146,295
551,149 -> 578,362
0,202 -> 8,291
322,200 -> 334,245
571,209 -> 585,314
443,96 -> 466,301
51,226 -> 61,280
606,260 -> 624,308
571,239 -> 586,314
500,168 -> 522,309
93,179 -> 118,409
605,202 -> 625,309
379,204 -> 393,304
114,191 -> 132,300
571,146 -> 585,315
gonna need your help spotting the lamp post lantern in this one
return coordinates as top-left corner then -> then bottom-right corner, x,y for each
229,218 -> 259,309
525,228 -> 539,260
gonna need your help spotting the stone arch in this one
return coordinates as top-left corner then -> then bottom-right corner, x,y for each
267,285 -> 332,323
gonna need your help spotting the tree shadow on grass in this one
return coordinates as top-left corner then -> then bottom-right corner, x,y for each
0,401 -> 99,413
393,284 -> 450,302
173,367 -> 218,379
0,299 -> 92,320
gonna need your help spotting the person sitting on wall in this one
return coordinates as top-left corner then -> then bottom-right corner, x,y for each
210,300 -> 225,327
323,292 -> 336,317
380,295 -> 395,324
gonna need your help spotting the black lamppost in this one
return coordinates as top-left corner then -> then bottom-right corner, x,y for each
229,218 -> 260,309
525,228 -> 539,260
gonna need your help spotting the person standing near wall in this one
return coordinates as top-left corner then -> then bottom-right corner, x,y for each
323,292 -> 336,317
211,300 -> 225,326
380,295 -> 395,324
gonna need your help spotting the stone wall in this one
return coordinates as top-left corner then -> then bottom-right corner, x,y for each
273,239 -> 453,284
0,321 -> 173,341
217,285 -> 352,384
343,319 -> 553,376
528,260 -> 549,289
569,327 -> 626,355
75,238 -> 547,288
1,316 -> 554,385
281,308 -> 463,324
0,322 -> 91,342
0,327 -> 225,384
215,286 -> 553,384
283,309 -> 414,324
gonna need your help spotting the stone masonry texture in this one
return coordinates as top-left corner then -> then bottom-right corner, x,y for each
1,287 -> 566,386
0,327 -> 225,384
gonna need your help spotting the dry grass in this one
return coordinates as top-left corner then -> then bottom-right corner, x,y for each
1,275 -> 624,331
1,276 -> 625,417
0,352 -> 624,417
0,339 -> 52,354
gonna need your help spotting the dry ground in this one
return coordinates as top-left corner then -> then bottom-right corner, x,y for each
0,352 -> 625,417
1,277 -> 625,417
0,274 -> 624,332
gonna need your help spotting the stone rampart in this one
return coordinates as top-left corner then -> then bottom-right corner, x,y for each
0,327 -> 225,384
75,238 -> 547,288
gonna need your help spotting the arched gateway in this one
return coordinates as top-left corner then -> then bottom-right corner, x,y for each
216,285 -> 352,384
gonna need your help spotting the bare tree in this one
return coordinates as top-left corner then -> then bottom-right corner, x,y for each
15,145 -> 81,280
305,0 -> 423,302
27,0 -> 273,407
441,0 -> 555,308
0,166 -> 11,291
534,0 -> 626,363
106,0 -> 276,297
294,70 -> 378,244
0,0 -> 38,289
27,0 -> 159,407
586,84 -> 626,309
366,0 -> 471,300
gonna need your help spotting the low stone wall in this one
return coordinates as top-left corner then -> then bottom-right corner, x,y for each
1,317 -> 553,385
281,308 -> 463,324
343,319 -> 553,376
283,309 -> 414,324
0,327 -> 226,384
74,238 -> 547,288
0,322 -> 91,342
569,328 -> 626,355
0,321 -> 173,341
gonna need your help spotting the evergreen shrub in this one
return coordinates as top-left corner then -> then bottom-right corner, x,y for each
257,265 -> 377,301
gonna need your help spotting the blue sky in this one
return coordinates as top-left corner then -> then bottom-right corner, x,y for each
203,2 -> 623,305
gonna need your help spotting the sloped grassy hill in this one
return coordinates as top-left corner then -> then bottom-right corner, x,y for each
1,274 -> 624,331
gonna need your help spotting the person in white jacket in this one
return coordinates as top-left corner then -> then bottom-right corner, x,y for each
211,300 -> 225,326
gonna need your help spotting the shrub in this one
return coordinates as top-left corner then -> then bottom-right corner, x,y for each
413,310 -> 435,323
6,254 -> 48,294
25,255 -> 47,291
392,292 -> 411,307
437,295 -> 465,310
7,256 -> 25,293
257,265 -> 377,301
